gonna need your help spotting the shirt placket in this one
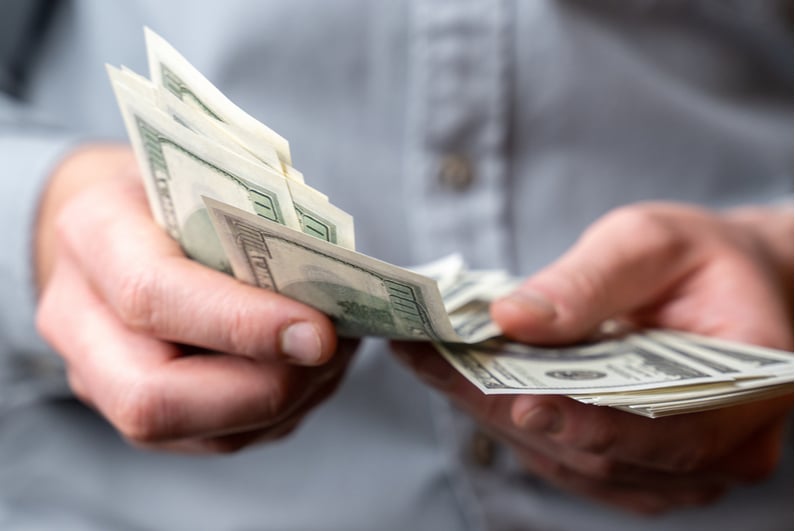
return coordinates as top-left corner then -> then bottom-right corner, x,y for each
406,2 -> 515,530
405,0 -> 513,271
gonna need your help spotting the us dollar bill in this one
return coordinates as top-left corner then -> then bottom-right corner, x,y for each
435,329 -> 792,416
645,330 -> 794,377
286,179 -> 356,250
109,61 -> 355,254
434,334 -> 733,395
205,198 -> 498,343
109,73 -> 302,271
144,26 -> 292,169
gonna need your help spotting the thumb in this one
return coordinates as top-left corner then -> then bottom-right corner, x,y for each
491,206 -> 700,344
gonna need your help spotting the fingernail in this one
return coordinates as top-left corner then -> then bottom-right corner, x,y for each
280,322 -> 323,365
501,288 -> 557,321
518,405 -> 562,433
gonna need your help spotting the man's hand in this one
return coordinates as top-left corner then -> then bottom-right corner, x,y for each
394,202 -> 793,514
35,144 -> 354,453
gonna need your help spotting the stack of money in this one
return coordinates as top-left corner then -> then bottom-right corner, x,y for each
109,29 -> 793,417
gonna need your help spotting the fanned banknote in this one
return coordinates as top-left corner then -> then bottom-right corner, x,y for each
205,197 -> 499,343
144,27 -> 292,169
108,48 -> 355,267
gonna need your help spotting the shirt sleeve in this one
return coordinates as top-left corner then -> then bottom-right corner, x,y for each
0,2 -> 81,410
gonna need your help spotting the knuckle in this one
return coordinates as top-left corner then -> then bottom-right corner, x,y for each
536,457 -> 568,480
54,193 -> 107,255
605,204 -> 684,252
226,303 -> 274,357
578,456 -> 622,481
666,439 -> 714,473
598,203 -> 662,231
112,379 -> 173,444
520,449 -> 570,480
269,385 -> 294,419
598,205 -> 687,258
115,268 -> 160,332
560,266 -> 607,315
258,375 -> 293,420
569,419 -> 618,455
583,431 -> 618,456
517,450 -> 570,482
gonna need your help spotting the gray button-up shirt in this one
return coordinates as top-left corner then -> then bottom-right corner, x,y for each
0,1 -> 791,529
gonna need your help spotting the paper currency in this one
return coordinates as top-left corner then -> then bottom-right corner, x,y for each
435,335 -> 733,395
144,27 -> 292,169
205,197 -> 498,343
108,42 -> 356,268
110,28 -> 793,417
435,330 -> 792,417
109,70 -> 300,270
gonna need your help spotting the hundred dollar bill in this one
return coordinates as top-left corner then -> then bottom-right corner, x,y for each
645,330 -> 794,377
442,270 -> 519,313
110,65 -> 269,171
546,332 -> 792,416
110,67 -> 354,257
109,77 -> 302,271
144,27 -> 292,168
447,300 -> 503,345
111,36 -> 355,250
435,334 -> 733,395
205,198 -> 498,343
286,179 -> 356,250
408,253 -> 466,294
607,393 -> 787,417
150,66 -> 306,186
156,88 -> 284,182
608,382 -> 793,417
577,377 -> 791,407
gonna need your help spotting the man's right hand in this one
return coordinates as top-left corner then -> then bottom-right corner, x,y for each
35,144 -> 353,453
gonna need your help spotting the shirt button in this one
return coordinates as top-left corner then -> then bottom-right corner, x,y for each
469,429 -> 497,468
438,154 -> 474,191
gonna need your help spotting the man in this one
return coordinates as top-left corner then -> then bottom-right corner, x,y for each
2,1 -> 792,529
